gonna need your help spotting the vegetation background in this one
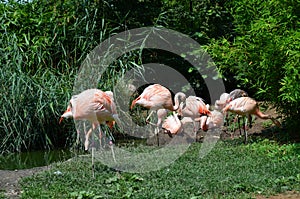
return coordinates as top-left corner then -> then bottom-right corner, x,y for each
0,0 -> 299,153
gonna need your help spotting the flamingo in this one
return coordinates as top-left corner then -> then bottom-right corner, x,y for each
130,84 -> 186,113
130,84 -> 186,138
227,89 -> 248,103
60,89 -> 119,177
214,92 -> 229,111
215,89 -> 248,110
222,96 -> 281,143
162,112 -> 183,137
177,96 -> 211,133
162,110 -> 223,137
215,89 -> 249,137
60,89 -> 118,150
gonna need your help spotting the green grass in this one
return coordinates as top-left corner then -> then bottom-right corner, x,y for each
20,139 -> 300,198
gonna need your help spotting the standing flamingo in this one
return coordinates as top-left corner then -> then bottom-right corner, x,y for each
215,89 -> 248,136
222,96 -> 281,143
177,96 -> 211,133
60,89 -> 118,150
130,84 -> 186,143
60,89 -> 119,177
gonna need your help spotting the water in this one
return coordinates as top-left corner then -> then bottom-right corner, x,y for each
0,138 -> 147,170
0,149 -> 74,170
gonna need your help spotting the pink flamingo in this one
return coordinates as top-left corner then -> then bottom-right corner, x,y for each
222,96 -> 281,143
130,84 -> 186,138
177,96 -> 211,133
162,110 -> 223,137
60,89 -> 119,177
215,89 -> 248,136
60,89 -> 118,150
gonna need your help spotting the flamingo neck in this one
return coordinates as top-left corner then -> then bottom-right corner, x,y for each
173,92 -> 186,111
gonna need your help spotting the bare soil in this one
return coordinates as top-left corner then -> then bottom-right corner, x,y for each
0,166 -> 50,198
256,191 -> 300,199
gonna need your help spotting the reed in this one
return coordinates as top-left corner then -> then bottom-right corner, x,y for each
0,0 -> 147,153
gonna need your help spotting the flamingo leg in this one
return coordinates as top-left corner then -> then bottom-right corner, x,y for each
238,116 -> 242,136
145,110 -> 154,123
224,112 -> 228,127
103,127 -> 116,163
244,116 -> 248,144
97,125 -> 102,148
92,146 -> 95,178
194,117 -> 203,132
110,142 -> 116,163
231,115 -> 238,139
85,128 -> 93,151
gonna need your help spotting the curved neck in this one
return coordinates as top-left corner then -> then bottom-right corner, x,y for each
173,92 -> 186,111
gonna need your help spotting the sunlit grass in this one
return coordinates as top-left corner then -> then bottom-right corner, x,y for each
20,139 -> 300,198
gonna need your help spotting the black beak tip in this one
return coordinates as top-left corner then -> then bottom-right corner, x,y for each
163,128 -> 173,138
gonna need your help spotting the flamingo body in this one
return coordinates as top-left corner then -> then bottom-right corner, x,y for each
162,112 -> 183,137
131,84 -> 186,111
177,96 -> 211,132
222,97 -> 280,127
60,89 -> 118,150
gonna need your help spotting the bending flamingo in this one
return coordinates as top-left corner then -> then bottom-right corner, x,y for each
130,84 -> 186,143
177,96 -> 211,133
162,110 -> 223,137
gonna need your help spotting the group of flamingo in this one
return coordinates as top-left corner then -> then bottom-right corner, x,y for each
60,84 -> 281,149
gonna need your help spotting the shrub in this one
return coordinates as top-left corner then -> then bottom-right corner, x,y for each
205,0 -> 300,133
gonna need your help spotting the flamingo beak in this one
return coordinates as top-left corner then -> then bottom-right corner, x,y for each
59,117 -> 64,124
162,128 -> 173,138
177,114 -> 182,120
59,107 -> 73,124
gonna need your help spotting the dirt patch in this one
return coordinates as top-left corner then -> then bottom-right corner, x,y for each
0,166 -> 49,198
256,191 -> 300,199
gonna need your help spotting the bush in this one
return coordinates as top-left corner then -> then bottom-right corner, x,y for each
205,0 -> 300,132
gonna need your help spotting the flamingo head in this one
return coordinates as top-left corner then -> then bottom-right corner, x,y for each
59,105 -> 73,124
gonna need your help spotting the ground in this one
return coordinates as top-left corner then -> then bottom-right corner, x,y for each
0,166 -> 49,198
0,106 -> 298,198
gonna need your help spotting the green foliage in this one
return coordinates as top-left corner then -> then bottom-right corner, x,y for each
245,139 -> 300,161
1,0 -> 299,153
161,0 -> 233,43
205,0 -> 300,130
0,0 -> 105,153
0,64 -> 73,153
20,140 -> 300,198
0,0 -> 150,153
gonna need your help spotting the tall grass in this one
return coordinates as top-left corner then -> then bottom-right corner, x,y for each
0,0 -> 149,153
0,1 -> 107,153
0,62 -> 74,153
